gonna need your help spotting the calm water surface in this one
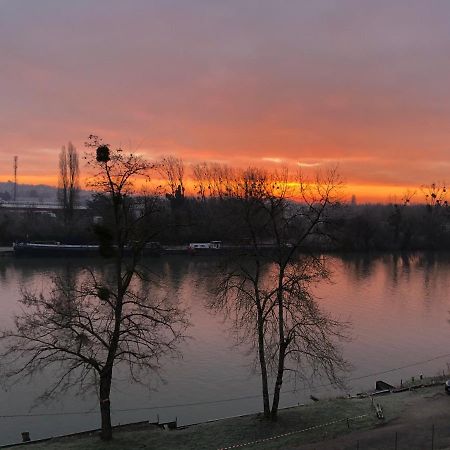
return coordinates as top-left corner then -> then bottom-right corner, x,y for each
0,253 -> 449,445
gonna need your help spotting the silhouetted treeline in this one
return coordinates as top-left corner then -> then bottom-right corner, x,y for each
2,197 -> 449,252
332,202 -> 450,251
150,198 -> 450,252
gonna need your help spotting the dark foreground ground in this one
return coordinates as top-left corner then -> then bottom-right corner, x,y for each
3,385 -> 450,450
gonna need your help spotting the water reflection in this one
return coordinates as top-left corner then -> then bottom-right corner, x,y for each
0,253 -> 450,445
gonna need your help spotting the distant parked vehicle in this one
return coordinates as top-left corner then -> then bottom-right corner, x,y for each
445,380 -> 450,394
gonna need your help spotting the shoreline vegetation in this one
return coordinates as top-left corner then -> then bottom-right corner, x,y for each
2,375 -> 448,449
1,199 -> 450,253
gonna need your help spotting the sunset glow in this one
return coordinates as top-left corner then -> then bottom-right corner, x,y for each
1,1 -> 449,203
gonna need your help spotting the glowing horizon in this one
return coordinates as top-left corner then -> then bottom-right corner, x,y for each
1,1 -> 449,203
0,169 -> 423,204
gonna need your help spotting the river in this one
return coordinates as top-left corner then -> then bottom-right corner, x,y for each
0,253 -> 449,445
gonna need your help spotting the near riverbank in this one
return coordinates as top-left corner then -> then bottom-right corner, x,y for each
4,383 -> 450,450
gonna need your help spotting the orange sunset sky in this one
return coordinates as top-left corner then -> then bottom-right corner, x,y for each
1,0 -> 450,203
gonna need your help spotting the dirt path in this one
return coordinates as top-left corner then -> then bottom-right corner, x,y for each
295,390 -> 450,449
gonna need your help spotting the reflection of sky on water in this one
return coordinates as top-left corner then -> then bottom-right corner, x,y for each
1,254 -> 450,444
319,253 -> 450,393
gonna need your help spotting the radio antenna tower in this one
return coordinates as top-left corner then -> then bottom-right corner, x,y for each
13,156 -> 18,201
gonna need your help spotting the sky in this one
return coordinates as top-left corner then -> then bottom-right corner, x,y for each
1,0 -> 450,202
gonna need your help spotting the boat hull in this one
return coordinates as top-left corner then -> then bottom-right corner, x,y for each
13,243 -> 100,257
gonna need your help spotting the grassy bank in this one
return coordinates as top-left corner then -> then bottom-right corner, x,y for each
5,384 -> 446,450
4,398 -> 377,450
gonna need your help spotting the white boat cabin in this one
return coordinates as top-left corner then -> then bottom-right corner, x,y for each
188,241 -> 222,250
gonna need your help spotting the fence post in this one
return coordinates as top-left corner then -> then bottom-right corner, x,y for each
395,431 -> 398,450
431,423 -> 434,450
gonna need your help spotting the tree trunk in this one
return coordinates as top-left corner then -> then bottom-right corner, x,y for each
99,371 -> 113,440
271,281 -> 286,421
257,310 -> 271,417
270,343 -> 286,420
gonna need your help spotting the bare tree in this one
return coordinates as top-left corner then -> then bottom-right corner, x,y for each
58,142 -> 80,224
192,162 -> 208,201
0,136 -> 188,441
156,156 -> 185,207
208,163 -> 235,198
421,182 -> 447,210
210,167 -> 349,420
401,189 -> 416,206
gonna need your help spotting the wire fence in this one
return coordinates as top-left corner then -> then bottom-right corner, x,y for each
217,414 -> 370,450
217,417 -> 448,450
353,423 -> 445,450
1,352 -> 450,419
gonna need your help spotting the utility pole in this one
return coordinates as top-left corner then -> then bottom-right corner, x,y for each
13,156 -> 18,201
